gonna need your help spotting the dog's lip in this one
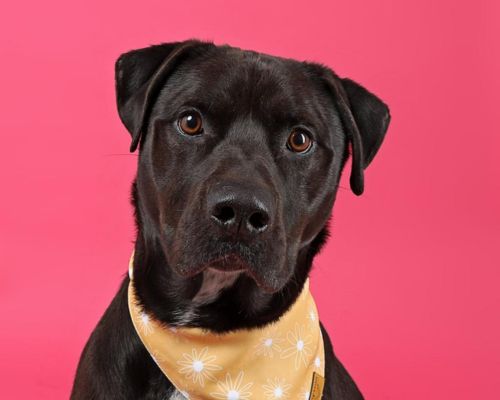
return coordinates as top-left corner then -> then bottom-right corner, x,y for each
209,265 -> 246,273
207,254 -> 280,294
176,253 -> 247,277
208,253 -> 248,272
176,252 -> 280,293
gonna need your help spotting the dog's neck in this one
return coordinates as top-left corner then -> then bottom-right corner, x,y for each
127,264 -> 326,400
129,228 -> 329,333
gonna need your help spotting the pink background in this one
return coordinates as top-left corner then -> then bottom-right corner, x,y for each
1,1 -> 499,398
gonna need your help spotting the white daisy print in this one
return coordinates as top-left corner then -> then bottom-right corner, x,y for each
314,355 -> 322,370
136,311 -> 154,336
308,308 -> 317,324
177,347 -> 222,386
299,389 -> 310,400
254,326 -> 283,358
263,377 -> 291,399
295,382 -> 311,400
280,323 -> 313,370
211,371 -> 253,400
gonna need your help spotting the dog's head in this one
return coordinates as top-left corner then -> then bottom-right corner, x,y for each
115,39 -> 390,327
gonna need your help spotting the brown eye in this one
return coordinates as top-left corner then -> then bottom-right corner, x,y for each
287,129 -> 312,153
178,112 -> 203,135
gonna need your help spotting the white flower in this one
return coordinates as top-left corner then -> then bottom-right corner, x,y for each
177,347 -> 222,386
254,326 -> 283,358
308,309 -> 316,323
314,356 -> 321,369
136,311 -> 154,336
263,377 -> 291,399
211,371 -> 253,400
280,324 -> 312,370
296,382 -> 312,400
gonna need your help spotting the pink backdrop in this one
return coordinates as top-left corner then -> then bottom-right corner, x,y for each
1,1 -> 499,398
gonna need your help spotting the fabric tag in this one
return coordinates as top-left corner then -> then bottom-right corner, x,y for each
309,371 -> 325,400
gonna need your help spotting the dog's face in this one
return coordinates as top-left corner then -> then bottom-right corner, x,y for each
127,44 -> 348,293
115,40 -> 390,326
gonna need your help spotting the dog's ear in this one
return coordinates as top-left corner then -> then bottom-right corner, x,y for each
305,64 -> 391,195
115,39 -> 213,152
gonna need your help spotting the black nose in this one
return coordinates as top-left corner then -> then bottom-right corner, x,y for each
208,183 -> 273,237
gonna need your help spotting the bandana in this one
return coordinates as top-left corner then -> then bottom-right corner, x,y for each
127,251 -> 325,400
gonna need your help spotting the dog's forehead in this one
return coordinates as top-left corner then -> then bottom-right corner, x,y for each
163,46 -> 330,127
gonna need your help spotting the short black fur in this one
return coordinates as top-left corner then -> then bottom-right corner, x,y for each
71,39 -> 390,400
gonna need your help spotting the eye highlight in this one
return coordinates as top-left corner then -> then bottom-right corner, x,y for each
287,129 -> 312,153
177,111 -> 203,135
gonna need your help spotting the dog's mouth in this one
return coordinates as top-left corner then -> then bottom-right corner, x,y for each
168,221 -> 288,294
176,251 -> 280,293
206,253 -> 248,273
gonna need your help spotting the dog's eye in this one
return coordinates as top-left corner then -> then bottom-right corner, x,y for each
178,112 -> 203,135
287,129 -> 312,153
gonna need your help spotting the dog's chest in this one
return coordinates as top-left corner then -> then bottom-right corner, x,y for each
168,390 -> 187,400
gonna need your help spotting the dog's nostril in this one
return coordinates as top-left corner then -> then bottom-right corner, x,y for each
212,205 -> 235,224
247,211 -> 269,232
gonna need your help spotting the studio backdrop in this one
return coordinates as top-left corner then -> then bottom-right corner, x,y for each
0,0 -> 499,399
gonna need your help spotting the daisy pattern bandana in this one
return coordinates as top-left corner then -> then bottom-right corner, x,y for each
127,251 -> 326,400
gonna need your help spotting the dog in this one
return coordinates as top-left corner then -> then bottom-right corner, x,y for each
71,39 -> 390,400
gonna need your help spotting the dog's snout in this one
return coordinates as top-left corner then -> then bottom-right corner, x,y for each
208,183 -> 273,237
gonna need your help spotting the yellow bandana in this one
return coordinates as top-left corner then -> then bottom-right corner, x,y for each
127,251 -> 325,400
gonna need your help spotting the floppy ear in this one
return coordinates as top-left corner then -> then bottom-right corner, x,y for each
306,64 -> 391,195
339,77 -> 391,195
115,39 -> 213,152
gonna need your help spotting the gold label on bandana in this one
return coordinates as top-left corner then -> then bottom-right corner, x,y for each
309,371 -> 325,400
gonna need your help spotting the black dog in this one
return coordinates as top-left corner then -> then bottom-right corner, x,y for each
71,39 -> 390,399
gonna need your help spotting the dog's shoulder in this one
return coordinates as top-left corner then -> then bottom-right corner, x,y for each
320,322 -> 365,400
71,278 -> 174,399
